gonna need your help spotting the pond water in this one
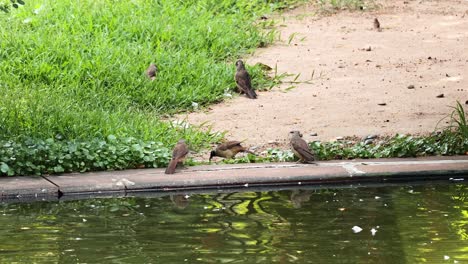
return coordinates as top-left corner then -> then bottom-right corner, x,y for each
0,182 -> 467,263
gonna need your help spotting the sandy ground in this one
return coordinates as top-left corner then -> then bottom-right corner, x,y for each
179,0 -> 468,151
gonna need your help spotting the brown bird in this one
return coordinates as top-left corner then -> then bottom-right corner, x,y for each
373,18 -> 381,32
235,60 -> 257,99
165,139 -> 189,174
146,63 -> 158,81
289,131 -> 316,163
209,141 -> 254,161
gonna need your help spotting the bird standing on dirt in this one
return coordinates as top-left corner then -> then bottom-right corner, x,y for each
373,18 -> 381,32
235,60 -> 257,99
165,139 -> 189,174
146,63 -> 158,81
209,141 -> 254,161
289,131 -> 316,163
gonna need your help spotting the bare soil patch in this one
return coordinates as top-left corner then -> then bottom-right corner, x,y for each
179,0 -> 468,151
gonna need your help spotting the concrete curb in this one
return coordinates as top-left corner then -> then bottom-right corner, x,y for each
1,156 -> 467,203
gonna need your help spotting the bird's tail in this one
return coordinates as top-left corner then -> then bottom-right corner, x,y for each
246,89 -> 257,99
165,159 -> 178,174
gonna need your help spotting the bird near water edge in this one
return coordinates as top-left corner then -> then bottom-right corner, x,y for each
165,139 -> 189,174
235,60 -> 257,99
209,141 -> 255,161
289,131 -> 316,163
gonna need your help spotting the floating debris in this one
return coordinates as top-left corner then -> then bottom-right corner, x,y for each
371,228 -> 377,236
352,226 -> 363,233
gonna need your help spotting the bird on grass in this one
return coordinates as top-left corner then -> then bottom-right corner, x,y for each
289,131 -> 316,163
373,18 -> 381,32
209,141 -> 255,161
235,60 -> 257,99
146,63 -> 158,81
165,139 -> 189,174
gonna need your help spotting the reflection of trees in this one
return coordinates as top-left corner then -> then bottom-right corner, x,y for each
0,184 -> 466,263
395,183 -> 468,263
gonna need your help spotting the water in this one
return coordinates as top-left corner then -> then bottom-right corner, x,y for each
0,182 -> 467,263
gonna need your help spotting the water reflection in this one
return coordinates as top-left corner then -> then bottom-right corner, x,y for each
0,183 -> 466,263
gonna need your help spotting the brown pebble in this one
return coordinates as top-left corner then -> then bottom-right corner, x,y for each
378,103 -> 387,106
436,94 -> 444,98
407,85 -> 415,89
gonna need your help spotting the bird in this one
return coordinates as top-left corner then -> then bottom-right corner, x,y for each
146,63 -> 158,81
209,141 -> 255,161
235,60 -> 257,99
165,139 -> 189,174
373,18 -> 381,32
289,131 -> 316,163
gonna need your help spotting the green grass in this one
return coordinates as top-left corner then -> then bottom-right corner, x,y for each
0,0 -> 303,176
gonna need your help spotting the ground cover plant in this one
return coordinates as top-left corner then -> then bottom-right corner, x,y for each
0,0 -> 301,176
222,102 -> 468,164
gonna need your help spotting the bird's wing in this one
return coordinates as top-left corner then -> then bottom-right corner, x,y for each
173,142 -> 189,160
146,65 -> 157,78
217,141 -> 242,151
292,138 -> 315,160
235,70 -> 252,92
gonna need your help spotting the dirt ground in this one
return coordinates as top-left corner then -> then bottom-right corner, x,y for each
179,0 -> 468,152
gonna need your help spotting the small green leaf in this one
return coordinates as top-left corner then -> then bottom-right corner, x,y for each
0,162 -> 9,173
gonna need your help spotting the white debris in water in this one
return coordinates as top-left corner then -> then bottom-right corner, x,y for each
371,228 -> 377,236
184,195 -> 190,199
375,196 -> 381,199
454,260 -> 459,263
444,256 -> 450,260
408,189 -> 414,193
449,178 -> 464,182
352,226 -> 363,233
145,205 -> 150,208
298,182 -> 302,185
82,219 -> 87,222
384,204 -> 388,207
75,237 -> 82,241
203,206 -> 209,209
359,199 -> 364,202
244,183 -> 249,187
444,214 -> 448,217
